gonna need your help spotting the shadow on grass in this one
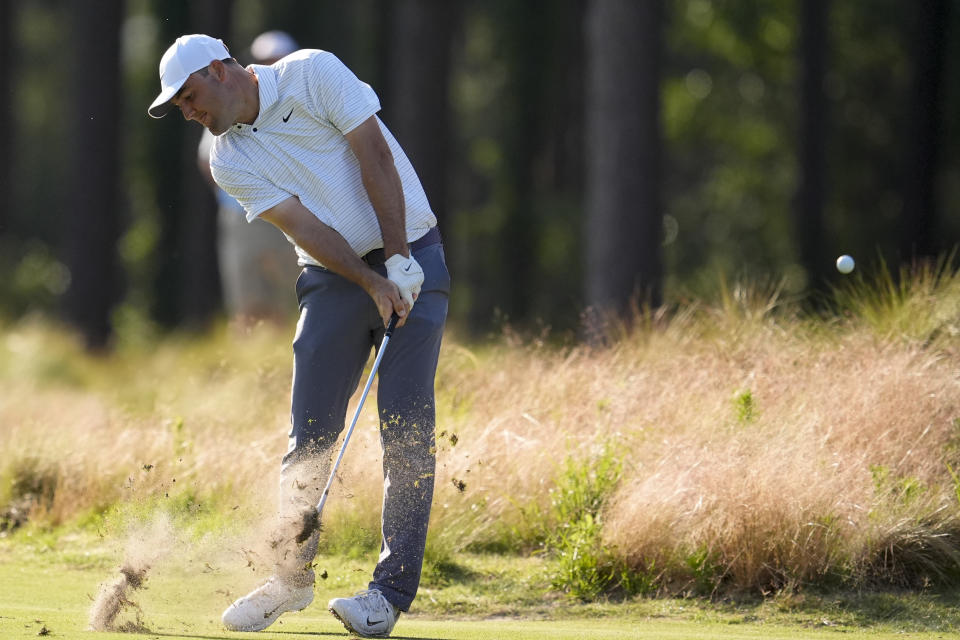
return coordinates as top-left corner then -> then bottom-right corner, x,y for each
276,633 -> 449,640
142,633 -> 363,640
141,630 -> 278,640
420,557 -> 482,589
749,588 -> 960,631
832,590 -> 960,628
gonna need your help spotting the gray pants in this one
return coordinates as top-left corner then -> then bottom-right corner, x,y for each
279,241 -> 449,612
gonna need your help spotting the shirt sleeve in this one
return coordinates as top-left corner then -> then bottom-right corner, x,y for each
306,51 -> 381,135
211,160 -> 291,222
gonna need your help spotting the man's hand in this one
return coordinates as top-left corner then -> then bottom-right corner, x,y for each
366,275 -> 409,327
259,197 -> 410,327
385,253 -> 424,308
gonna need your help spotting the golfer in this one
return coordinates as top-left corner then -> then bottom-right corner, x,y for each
149,34 -> 448,638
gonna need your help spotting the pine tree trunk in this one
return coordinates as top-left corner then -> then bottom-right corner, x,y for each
383,0 -> 459,231
585,0 -> 663,325
148,0 -> 191,328
901,0 -> 948,261
0,0 -> 12,237
177,0 -> 232,327
148,0 -> 231,329
64,0 -> 124,349
796,0 -> 828,287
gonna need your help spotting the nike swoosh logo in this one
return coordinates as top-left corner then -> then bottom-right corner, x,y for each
366,617 -> 385,626
402,264 -> 413,273
264,603 -> 284,619
282,108 -> 293,122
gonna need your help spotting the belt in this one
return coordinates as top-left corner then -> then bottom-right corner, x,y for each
361,226 -> 441,267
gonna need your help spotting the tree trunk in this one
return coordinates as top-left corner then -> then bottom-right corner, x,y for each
259,2 -> 379,82
901,0 -> 948,261
495,0 -> 555,324
383,0 -> 459,231
795,0 -> 828,288
177,0 -> 232,327
584,0 -> 663,326
148,0 -> 231,329
0,0 -> 13,237
64,0 -> 124,349
149,0 -> 191,328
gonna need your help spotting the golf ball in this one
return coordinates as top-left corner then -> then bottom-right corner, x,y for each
836,254 -> 855,274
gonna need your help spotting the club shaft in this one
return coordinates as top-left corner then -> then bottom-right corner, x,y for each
315,315 -> 398,516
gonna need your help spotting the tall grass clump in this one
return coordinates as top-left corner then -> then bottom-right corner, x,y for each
544,447 -> 647,600
3,263 -> 960,601
594,267 -> 960,595
830,253 -> 960,347
426,267 -> 960,597
0,320 -> 295,533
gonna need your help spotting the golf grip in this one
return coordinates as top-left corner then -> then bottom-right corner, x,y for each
384,312 -> 399,337
313,312 -> 400,518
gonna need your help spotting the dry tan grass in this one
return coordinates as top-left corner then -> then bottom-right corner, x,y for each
0,322 -> 292,528
424,295 -> 960,592
2,279 -> 960,594
594,314 -> 960,592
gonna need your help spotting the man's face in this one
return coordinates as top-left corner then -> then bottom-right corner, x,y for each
171,66 -> 232,135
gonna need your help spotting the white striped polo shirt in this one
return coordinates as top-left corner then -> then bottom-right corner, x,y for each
209,49 -> 436,268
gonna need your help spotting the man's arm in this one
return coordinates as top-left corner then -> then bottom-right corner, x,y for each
344,117 -> 408,259
344,116 -> 424,309
259,196 -> 408,325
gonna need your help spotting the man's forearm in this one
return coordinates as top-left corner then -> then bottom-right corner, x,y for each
360,154 -> 408,258
345,117 -> 409,259
261,198 -> 407,325
294,222 -> 379,291
259,198 -> 378,294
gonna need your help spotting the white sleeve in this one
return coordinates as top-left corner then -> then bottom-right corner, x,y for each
306,51 -> 381,134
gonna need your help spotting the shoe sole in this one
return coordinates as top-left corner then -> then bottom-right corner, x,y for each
328,607 -> 391,638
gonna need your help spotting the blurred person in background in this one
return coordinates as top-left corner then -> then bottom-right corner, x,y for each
149,33 -> 448,639
197,31 -> 301,326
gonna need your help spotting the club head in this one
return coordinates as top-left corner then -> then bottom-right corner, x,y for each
294,509 -> 321,545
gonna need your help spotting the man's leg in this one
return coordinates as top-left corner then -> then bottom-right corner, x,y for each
223,267 -> 383,633
279,266 -> 386,576
369,243 -> 449,611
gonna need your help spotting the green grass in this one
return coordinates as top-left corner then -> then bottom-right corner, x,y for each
2,528 -> 960,639
6,264 -> 960,635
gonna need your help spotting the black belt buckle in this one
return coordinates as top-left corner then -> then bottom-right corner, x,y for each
361,227 -> 440,267
362,249 -> 386,267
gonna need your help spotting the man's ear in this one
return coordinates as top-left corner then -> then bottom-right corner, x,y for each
209,59 -> 226,81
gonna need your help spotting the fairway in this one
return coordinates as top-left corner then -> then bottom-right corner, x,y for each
0,553 -> 954,640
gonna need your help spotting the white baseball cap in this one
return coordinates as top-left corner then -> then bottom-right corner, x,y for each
148,34 -> 231,118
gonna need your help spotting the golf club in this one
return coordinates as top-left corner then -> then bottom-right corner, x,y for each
295,312 -> 400,544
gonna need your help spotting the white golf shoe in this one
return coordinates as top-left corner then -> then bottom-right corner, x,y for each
221,576 -> 314,632
328,589 -> 399,638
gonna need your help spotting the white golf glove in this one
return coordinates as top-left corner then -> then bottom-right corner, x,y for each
384,253 -> 424,308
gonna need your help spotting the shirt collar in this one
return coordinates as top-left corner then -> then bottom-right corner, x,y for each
231,64 -> 279,132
